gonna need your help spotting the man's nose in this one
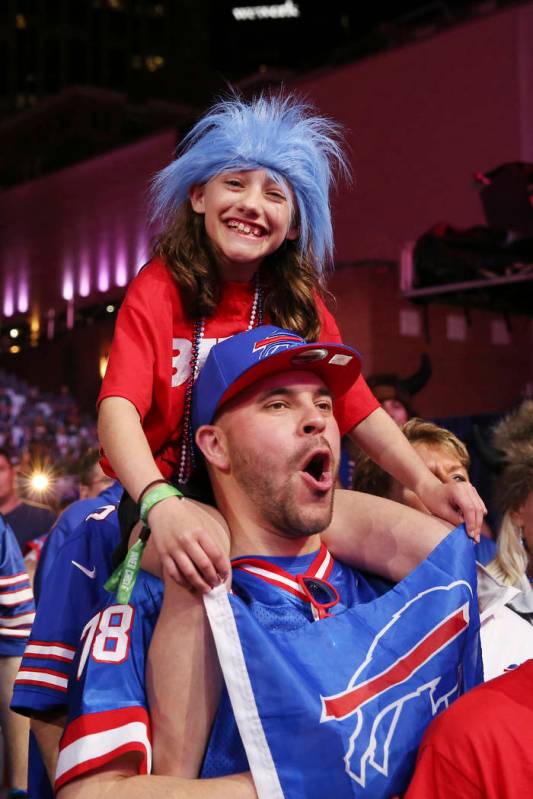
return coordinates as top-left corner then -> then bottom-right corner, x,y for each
299,406 -> 327,435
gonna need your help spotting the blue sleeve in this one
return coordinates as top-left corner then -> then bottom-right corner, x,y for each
54,572 -> 163,792
0,517 -> 35,657
11,514 -> 119,716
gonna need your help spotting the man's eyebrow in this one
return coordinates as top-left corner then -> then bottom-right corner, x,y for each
256,385 -> 333,401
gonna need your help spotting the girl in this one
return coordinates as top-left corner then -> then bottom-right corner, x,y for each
98,93 -> 484,591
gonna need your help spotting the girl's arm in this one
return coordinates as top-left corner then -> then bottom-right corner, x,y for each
98,397 -> 230,591
349,407 -> 485,538
323,490 -> 454,582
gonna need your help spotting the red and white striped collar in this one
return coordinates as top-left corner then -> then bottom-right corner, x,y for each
232,543 -> 337,620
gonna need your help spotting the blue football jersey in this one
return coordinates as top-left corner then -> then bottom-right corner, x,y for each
55,548 -> 386,792
34,481 -> 122,601
12,505 -> 120,715
0,515 -> 35,657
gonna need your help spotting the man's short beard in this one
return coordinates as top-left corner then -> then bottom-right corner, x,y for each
230,442 -> 335,540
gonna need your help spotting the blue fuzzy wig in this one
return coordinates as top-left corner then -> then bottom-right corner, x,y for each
151,94 -> 349,270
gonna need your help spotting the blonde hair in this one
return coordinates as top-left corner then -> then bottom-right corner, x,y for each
401,418 -> 470,469
353,418 -> 469,496
486,456 -> 533,586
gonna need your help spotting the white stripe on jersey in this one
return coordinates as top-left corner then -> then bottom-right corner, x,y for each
0,612 -> 35,627
16,669 -> 68,689
56,720 -> 152,782
0,587 -> 33,606
0,627 -> 32,637
24,642 -> 75,660
0,573 -> 28,587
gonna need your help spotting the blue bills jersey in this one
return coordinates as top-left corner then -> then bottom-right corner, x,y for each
206,526 -> 482,799
34,481 -> 122,601
12,504 -> 121,799
12,504 -> 120,715
56,528 -> 481,797
54,548 -> 387,792
0,515 -> 35,657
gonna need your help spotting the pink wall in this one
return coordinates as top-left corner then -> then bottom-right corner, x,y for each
291,4 -> 533,414
0,129 -> 176,320
1,4 -> 532,415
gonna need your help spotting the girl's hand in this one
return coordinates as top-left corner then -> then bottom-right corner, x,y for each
147,496 -> 231,592
415,479 -> 486,542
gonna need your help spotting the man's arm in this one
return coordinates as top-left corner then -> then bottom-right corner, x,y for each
146,578 -> 223,776
349,407 -> 485,538
0,656 -> 29,791
31,711 -> 66,783
57,754 -> 257,799
324,490 -> 454,582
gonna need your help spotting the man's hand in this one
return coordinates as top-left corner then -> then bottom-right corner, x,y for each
147,497 -> 231,592
415,478 -> 486,541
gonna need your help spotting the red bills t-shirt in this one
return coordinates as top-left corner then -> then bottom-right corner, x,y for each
98,258 -> 378,478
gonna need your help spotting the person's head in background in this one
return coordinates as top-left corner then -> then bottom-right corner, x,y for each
367,354 -> 432,427
354,418 -> 470,513
0,447 -> 18,506
78,448 -> 114,500
484,401 -> 533,587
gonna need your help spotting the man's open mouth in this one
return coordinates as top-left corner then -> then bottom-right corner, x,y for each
300,448 -> 333,491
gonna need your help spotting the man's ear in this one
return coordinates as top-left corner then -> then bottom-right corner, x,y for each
195,425 -> 229,470
189,184 -> 206,214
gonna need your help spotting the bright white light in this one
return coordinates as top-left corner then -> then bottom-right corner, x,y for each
30,472 -> 49,492
17,279 -> 29,313
232,0 -> 299,21
62,266 -> 74,301
9,328 -> 19,339
106,304 -> 115,313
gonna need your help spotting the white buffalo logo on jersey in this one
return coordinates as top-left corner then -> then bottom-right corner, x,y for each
171,337 -> 229,387
320,582 -> 473,788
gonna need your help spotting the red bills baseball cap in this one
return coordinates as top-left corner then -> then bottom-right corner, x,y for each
192,325 -> 361,434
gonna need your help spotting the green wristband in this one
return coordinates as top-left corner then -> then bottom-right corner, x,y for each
139,482 -> 183,526
104,526 -> 151,602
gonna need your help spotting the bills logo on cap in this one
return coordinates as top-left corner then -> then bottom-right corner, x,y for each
321,581 -> 473,789
252,331 -> 304,359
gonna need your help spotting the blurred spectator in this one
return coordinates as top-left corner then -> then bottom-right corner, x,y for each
77,449 -> 115,500
367,353 -> 431,426
0,449 -> 56,553
353,418 -> 533,678
354,418 -> 495,562
485,401 -> 533,625
34,450 -> 122,599
0,515 -> 35,798
0,370 -> 98,471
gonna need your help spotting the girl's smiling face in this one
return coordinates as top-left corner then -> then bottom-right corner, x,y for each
189,169 -> 298,280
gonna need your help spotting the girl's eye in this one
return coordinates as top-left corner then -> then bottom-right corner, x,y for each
225,179 -> 242,188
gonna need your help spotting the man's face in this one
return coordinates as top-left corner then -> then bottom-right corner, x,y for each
215,371 -> 340,540
0,454 -> 16,503
389,441 -> 469,512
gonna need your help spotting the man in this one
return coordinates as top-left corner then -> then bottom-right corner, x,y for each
0,448 -> 55,553
11,460 -> 122,799
0,516 -> 35,799
55,327 -> 481,799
